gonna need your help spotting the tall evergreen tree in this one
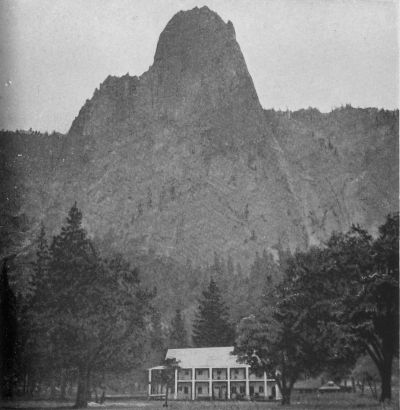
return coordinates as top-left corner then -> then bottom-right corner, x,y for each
18,224 -> 52,398
39,203 -> 153,408
0,259 -> 18,398
192,279 -> 234,347
169,309 -> 187,348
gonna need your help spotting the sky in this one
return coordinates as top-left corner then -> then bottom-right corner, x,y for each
0,0 -> 398,133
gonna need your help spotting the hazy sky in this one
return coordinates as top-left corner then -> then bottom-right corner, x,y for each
0,0 -> 398,133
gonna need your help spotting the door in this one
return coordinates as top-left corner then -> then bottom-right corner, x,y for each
213,383 -> 227,399
220,385 -> 227,399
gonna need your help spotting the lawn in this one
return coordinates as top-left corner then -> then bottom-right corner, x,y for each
1,392 -> 398,410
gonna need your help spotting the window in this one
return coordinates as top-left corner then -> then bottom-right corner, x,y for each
198,387 -> 202,394
250,386 -> 254,394
217,370 -> 221,374
240,386 -> 245,394
234,369 -> 239,374
198,370 -> 202,376
259,386 -> 264,393
231,386 -> 237,393
185,370 -> 190,376
184,386 -> 189,394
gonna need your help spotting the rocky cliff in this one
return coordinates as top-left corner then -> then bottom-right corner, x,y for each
1,7 -> 398,271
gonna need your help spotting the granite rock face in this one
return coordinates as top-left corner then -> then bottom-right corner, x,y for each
1,7 -> 398,270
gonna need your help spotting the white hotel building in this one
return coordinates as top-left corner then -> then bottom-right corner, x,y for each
148,346 -> 281,401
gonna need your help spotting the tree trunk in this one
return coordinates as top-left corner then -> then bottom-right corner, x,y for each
67,380 -> 73,397
351,377 -> 356,393
379,359 -> 392,402
366,374 -> 377,400
28,374 -> 35,397
280,385 -> 291,405
60,369 -> 66,400
163,384 -> 169,407
50,375 -> 57,399
86,371 -> 91,402
281,390 -> 291,405
74,366 -> 90,408
22,372 -> 27,395
100,390 -> 105,404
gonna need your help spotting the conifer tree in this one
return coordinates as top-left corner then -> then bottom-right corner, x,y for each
22,224 -> 52,397
0,259 -> 18,398
169,309 -> 187,348
192,279 -> 234,347
41,203 -> 153,408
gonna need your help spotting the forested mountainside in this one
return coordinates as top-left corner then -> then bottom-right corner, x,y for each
0,6 -> 398,323
265,106 -> 398,244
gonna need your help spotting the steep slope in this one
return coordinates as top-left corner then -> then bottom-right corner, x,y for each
51,6 -> 307,267
266,107 -> 398,244
0,7 -> 398,273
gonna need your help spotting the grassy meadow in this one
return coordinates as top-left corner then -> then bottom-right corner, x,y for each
1,392 -> 399,410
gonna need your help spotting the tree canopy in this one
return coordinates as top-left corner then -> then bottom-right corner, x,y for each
30,203 -> 154,407
328,214 -> 399,401
235,214 -> 399,404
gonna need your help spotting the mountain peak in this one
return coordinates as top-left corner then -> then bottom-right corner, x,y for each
149,7 -> 261,123
154,7 -> 236,64
68,7 -> 262,136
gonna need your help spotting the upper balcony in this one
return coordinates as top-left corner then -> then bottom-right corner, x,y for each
178,368 -> 192,380
212,368 -> 227,380
195,368 -> 210,380
230,367 -> 246,380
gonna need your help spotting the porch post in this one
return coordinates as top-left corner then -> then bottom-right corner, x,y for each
209,367 -> 212,399
148,369 -> 152,398
191,368 -> 195,400
227,367 -> 230,399
263,371 -> 267,399
174,368 -> 178,400
245,366 -> 250,399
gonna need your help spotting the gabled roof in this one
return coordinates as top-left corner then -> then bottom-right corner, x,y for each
164,346 -> 248,368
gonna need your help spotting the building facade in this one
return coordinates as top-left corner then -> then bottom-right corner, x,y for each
148,346 -> 281,401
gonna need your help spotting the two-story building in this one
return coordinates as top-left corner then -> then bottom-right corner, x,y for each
148,346 -> 281,401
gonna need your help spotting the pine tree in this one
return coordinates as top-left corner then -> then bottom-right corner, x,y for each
169,309 -> 187,348
0,259 -> 18,398
192,279 -> 234,347
21,224 -> 52,397
41,203 -> 153,408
